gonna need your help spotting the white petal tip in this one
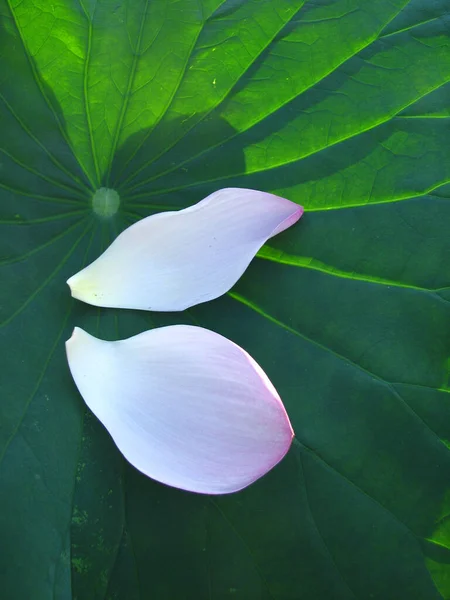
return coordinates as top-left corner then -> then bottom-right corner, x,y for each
66,326 -> 80,344
67,274 -> 81,299
65,327 -> 96,359
66,269 -> 103,307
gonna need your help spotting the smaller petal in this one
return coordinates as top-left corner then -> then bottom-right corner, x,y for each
67,188 -> 303,311
66,326 -> 294,494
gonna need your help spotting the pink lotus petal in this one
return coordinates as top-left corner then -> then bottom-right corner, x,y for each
67,188 -> 303,311
66,326 -> 294,494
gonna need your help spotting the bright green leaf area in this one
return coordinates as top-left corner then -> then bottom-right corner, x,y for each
1,0 -> 450,598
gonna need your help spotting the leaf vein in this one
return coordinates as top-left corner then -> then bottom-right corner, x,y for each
79,0 -> 101,186
113,7 -> 206,186
0,147 -> 87,200
0,302 -> 73,466
5,0 -> 97,189
0,220 -> 92,327
0,92 -> 91,194
296,451 -> 358,599
124,1 -> 414,192
293,439 -> 423,545
209,499 -> 276,600
0,182 -> 82,206
105,0 -> 151,185
0,217 -> 88,266
256,246 -> 450,301
128,76 -> 450,195
118,1 -> 307,189
229,291 -> 450,452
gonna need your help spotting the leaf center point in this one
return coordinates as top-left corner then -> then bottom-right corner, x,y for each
92,188 -> 120,217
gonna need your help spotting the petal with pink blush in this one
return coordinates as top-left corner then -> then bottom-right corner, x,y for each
66,326 -> 294,494
67,188 -> 303,311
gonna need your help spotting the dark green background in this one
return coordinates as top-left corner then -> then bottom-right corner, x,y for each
1,0 -> 450,598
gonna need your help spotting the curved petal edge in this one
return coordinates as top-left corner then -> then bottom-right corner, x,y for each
66,325 -> 294,494
67,188 -> 303,311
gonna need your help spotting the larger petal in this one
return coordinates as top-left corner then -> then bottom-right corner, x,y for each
67,188 -> 303,311
66,326 -> 294,494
